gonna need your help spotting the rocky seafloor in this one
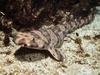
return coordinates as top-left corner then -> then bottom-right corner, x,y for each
0,7 -> 100,75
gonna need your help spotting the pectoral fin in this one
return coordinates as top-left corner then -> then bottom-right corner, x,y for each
48,48 -> 63,61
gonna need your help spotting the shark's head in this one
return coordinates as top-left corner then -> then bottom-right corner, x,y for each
13,31 -> 63,61
14,31 -> 45,49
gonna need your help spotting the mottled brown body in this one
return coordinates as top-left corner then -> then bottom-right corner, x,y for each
15,7 -> 95,61
0,0 -> 99,61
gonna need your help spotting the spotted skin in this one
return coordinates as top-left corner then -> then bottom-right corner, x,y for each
14,8 -> 95,61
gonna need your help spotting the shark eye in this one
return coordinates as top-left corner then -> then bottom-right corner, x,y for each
30,38 -> 38,47
32,38 -> 35,42
32,38 -> 36,44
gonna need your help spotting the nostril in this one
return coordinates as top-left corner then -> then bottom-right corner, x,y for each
23,44 -> 27,46
18,42 -> 24,45
18,42 -> 27,47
